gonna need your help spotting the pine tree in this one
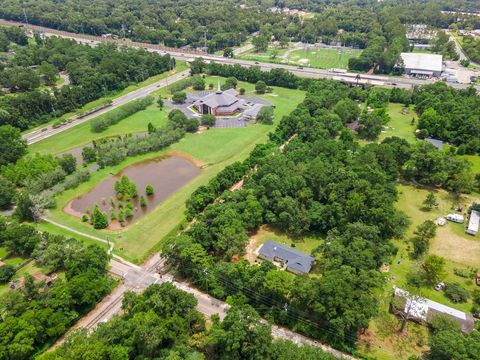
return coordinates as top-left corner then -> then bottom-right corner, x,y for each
91,205 -> 108,229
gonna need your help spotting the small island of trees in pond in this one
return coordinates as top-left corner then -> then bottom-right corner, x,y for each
82,176 -> 154,229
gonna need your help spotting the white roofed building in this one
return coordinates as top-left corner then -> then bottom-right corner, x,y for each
392,287 -> 475,333
466,210 -> 479,235
400,53 -> 443,77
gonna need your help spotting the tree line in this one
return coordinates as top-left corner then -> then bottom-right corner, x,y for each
43,282 -> 337,360
0,219 -> 112,359
0,34 -> 174,130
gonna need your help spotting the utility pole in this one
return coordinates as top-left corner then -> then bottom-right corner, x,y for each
204,28 -> 207,52
22,4 -> 29,25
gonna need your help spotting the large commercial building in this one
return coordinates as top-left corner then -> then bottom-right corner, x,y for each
400,52 -> 443,77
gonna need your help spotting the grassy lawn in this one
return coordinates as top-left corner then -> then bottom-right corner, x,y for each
461,155 -> 480,174
0,247 -> 7,259
35,222 -> 109,251
379,103 -> 417,143
250,226 -> 323,256
240,46 -> 361,69
23,61 -> 187,135
29,103 -> 169,155
287,47 -> 361,69
360,184 -> 480,359
43,76 -> 305,263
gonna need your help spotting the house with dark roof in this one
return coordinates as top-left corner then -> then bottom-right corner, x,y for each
425,137 -> 444,151
258,240 -> 315,275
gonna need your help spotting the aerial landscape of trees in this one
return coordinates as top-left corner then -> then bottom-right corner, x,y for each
0,220 -> 112,358
0,1 -> 479,358
0,35 -> 174,130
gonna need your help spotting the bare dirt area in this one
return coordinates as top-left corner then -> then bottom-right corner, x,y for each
244,226 -> 265,264
431,226 -> 480,267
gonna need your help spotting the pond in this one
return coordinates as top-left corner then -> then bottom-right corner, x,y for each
66,155 -> 200,228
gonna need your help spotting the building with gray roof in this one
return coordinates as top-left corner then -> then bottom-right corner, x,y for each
425,137 -> 444,151
193,86 -> 247,116
258,240 -> 315,274
400,52 -> 443,77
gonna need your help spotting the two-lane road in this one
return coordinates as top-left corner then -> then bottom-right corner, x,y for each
23,69 -> 189,145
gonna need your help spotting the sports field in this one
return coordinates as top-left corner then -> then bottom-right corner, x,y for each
240,46 -> 361,69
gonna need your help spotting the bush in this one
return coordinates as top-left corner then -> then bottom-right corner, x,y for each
157,97 -> 164,109
445,283 -> 470,303
192,75 -> 206,90
255,80 -> 267,94
0,176 -> 16,210
82,214 -> 89,222
0,264 -> 15,283
239,88 -> 245,95
172,91 -> 187,104
146,184 -> 154,196
256,106 -> 274,124
201,114 -> 216,127
140,196 -> 147,207
82,147 -> 96,163
90,96 -> 153,132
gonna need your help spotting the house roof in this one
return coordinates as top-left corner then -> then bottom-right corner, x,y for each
393,287 -> 475,333
194,87 -> 240,109
425,137 -> 443,151
243,103 -> 265,118
259,240 -> 315,274
400,52 -> 443,73
467,210 -> 480,233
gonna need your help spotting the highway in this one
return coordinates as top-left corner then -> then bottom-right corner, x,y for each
23,69 -> 190,145
2,18 -> 478,96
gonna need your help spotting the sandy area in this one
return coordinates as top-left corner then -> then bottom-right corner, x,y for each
431,226 -> 480,267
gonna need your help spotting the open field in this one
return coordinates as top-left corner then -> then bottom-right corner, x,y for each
43,76 -> 305,263
23,61 -> 187,135
29,103 -> 169,155
240,46 -> 361,69
379,103 -> 417,143
361,183 -> 480,359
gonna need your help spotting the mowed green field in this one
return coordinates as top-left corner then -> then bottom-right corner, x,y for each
29,103 -> 169,155
44,76 -> 305,263
287,47 -> 361,69
240,46 -> 361,69
379,103 -> 417,143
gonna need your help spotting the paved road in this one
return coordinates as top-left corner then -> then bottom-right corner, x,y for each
23,69 -> 189,145
446,29 -> 480,67
44,221 -> 356,359
2,18 -> 479,93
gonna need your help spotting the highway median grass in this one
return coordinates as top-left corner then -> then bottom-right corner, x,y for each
23,61 -> 187,135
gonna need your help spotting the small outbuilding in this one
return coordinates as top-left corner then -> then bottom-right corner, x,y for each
258,240 -> 315,275
447,214 -> 464,223
425,137 -> 444,151
466,210 -> 479,236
